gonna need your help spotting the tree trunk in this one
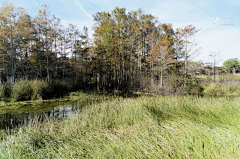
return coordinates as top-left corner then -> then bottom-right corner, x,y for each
130,47 -> 133,87
40,61 -> 42,80
151,61 -> 154,88
10,25 -> 15,84
160,66 -> 163,88
47,56 -> 50,83
184,39 -> 187,86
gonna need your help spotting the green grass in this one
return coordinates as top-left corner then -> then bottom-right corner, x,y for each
197,74 -> 240,96
197,74 -> 240,81
0,79 -> 85,102
0,95 -> 240,158
202,83 -> 240,96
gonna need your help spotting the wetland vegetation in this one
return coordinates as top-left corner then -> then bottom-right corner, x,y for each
1,95 -> 240,158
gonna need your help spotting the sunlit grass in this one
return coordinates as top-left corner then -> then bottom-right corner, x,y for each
0,95 -> 240,158
197,74 -> 240,81
202,83 -> 240,96
197,74 -> 240,96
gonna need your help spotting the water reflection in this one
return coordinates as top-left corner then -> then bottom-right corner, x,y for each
0,99 -> 90,130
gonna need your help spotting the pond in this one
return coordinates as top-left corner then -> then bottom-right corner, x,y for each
0,96 -> 102,131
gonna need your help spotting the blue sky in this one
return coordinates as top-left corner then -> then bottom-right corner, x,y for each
2,0 -> 240,65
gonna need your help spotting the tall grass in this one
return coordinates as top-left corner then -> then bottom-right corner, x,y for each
1,96 -> 240,158
202,82 -> 240,96
0,79 -> 82,101
0,83 -> 13,98
12,80 -> 48,101
198,74 -> 240,81
197,74 -> 240,96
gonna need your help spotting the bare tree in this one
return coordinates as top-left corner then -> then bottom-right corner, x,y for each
209,51 -> 221,82
177,25 -> 201,85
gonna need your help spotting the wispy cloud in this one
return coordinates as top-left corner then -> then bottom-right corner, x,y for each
75,0 -> 92,19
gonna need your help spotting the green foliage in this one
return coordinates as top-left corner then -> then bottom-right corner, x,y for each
12,80 -> 34,101
223,58 -> 240,73
0,79 -> 83,102
42,79 -> 75,99
31,80 -> 48,100
185,77 -> 204,94
0,83 -> 13,98
11,80 -> 49,101
69,91 -> 85,97
163,75 -> 204,95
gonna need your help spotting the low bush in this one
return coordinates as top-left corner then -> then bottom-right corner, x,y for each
42,79 -> 76,99
69,91 -> 85,96
0,79 -> 83,101
153,75 -> 204,95
12,80 -> 34,101
0,83 -> 13,98
31,80 -> 48,100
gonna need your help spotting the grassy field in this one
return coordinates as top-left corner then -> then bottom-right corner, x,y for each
197,74 -> 240,96
201,82 -> 240,96
197,74 -> 240,81
0,95 -> 240,158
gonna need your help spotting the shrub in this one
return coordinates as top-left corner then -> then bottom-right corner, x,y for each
12,80 -> 34,101
185,77 -> 204,94
69,91 -> 85,96
0,83 -> 13,98
159,75 -> 204,95
0,78 -> 84,101
31,80 -> 48,100
42,79 -> 75,99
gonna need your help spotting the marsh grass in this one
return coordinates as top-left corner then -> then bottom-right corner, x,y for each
202,82 -> 240,96
197,74 -> 240,96
197,74 -> 240,81
1,96 -> 240,158
0,79 -> 83,102
0,83 -> 13,98
11,80 -> 49,101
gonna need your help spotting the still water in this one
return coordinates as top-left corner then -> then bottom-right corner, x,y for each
0,97 -> 99,130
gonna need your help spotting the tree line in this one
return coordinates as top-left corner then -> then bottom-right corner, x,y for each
0,2 -> 201,93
